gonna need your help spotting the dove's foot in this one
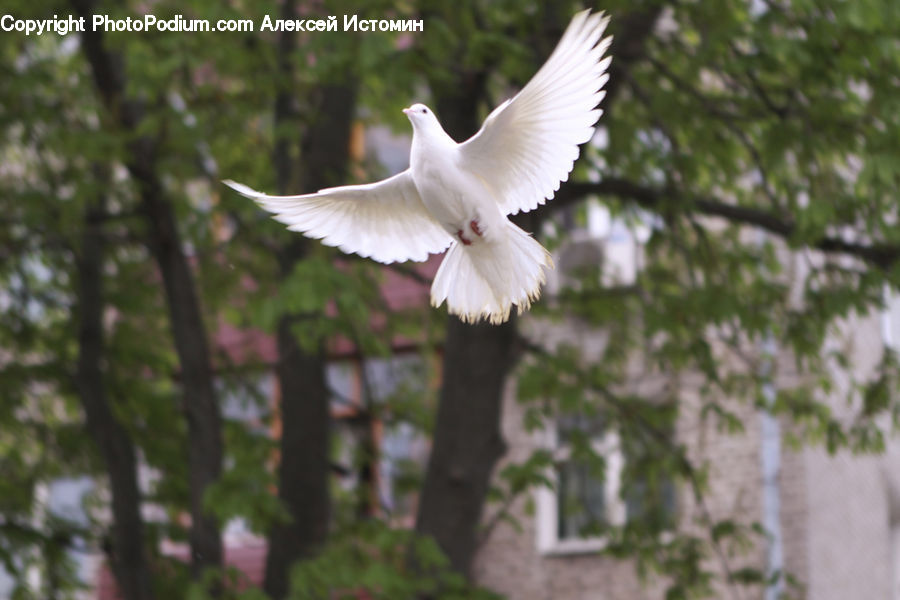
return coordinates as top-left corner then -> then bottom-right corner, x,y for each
470,219 -> 484,237
456,229 -> 473,246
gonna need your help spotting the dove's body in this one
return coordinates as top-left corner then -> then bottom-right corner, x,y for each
409,128 -> 503,245
402,105 -> 553,322
224,10 -> 612,325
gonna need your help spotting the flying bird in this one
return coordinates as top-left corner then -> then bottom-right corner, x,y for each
225,10 -> 612,324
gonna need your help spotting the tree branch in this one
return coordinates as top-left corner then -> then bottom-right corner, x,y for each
546,178 -> 900,269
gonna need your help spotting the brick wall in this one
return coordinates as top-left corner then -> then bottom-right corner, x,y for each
474,311 -> 898,600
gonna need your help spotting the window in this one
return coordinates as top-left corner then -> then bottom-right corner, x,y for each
536,413 -> 624,554
219,373 -> 273,433
536,412 -> 677,555
327,354 -> 431,524
556,460 -> 610,540
544,197 -> 654,298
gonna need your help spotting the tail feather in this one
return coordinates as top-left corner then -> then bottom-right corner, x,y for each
431,222 -> 553,324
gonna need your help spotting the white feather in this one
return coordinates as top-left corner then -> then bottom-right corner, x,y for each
223,171 -> 453,264
431,222 -> 553,325
459,10 -> 612,215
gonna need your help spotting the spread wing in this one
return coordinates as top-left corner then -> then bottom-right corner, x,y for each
224,170 -> 453,264
459,10 -> 612,215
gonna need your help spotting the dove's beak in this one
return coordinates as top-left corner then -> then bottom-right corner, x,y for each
402,107 -> 412,115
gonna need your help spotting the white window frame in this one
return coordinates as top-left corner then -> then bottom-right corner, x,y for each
535,418 -> 627,555
891,522 -> 900,600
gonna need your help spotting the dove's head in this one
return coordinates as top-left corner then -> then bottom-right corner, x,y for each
403,103 -> 441,133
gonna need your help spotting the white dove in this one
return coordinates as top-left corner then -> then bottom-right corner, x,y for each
225,10 -> 612,325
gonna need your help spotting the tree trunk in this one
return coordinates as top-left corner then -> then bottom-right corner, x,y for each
415,316 -> 516,576
263,308 -> 331,600
72,0 -> 224,585
74,192 -> 152,600
262,2 -> 358,594
138,166 -> 224,583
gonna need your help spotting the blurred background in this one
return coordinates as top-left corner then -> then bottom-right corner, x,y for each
2,0 -> 900,598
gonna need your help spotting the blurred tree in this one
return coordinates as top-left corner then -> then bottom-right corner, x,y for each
261,0 -> 351,596
68,0 -> 226,592
0,0 -> 898,599
73,169 -> 151,600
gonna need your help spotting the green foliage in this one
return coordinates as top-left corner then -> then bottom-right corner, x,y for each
288,521 -> 500,600
1,0 -> 899,597
504,1 -> 900,596
204,421 -> 287,533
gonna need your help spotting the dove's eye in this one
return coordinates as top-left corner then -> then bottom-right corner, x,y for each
421,108 -> 427,114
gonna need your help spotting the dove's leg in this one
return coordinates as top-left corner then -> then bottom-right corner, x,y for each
461,206 -> 506,244
455,229 -> 473,246
455,218 -> 483,245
